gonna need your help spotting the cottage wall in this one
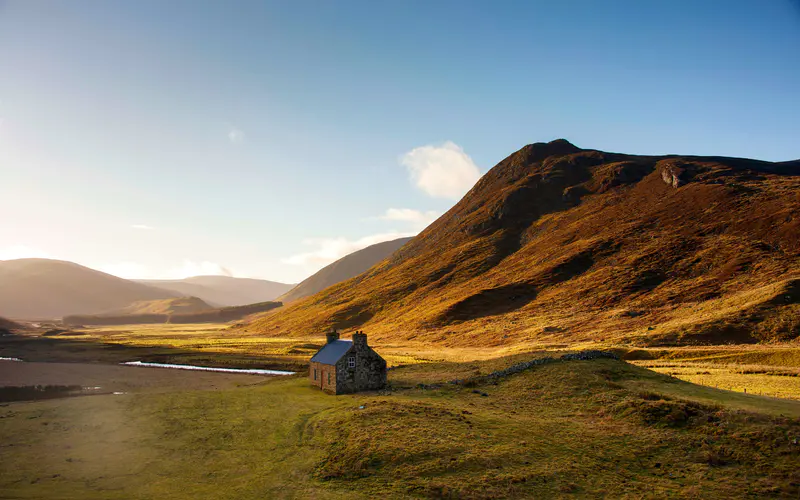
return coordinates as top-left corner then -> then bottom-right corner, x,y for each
334,343 -> 387,394
309,361 -> 338,394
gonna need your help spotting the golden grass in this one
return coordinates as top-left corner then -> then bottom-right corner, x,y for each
11,324 -> 800,402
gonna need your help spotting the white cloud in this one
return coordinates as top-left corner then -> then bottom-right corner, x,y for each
228,126 -> 245,144
131,224 -> 154,230
377,208 -> 440,229
0,245 -> 53,261
400,141 -> 481,199
282,231 -> 413,272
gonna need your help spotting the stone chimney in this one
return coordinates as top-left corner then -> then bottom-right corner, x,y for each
326,329 -> 340,344
352,330 -> 367,350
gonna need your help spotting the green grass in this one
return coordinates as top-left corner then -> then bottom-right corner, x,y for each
0,379 -> 354,499
2,355 -> 800,499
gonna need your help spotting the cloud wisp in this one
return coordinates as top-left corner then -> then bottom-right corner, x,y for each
228,126 -> 245,144
131,224 -> 155,230
400,141 -> 481,200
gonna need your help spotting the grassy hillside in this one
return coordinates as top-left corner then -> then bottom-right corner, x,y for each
280,237 -> 412,303
0,259 -> 178,319
244,140 -> 800,346
110,296 -> 213,315
136,276 -> 294,307
2,354 -> 799,498
63,301 -> 282,326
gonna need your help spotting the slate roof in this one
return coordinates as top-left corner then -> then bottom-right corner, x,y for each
310,340 -> 353,365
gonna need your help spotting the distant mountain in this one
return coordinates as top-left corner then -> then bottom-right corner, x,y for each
109,296 -> 213,315
135,276 -> 294,307
0,317 -> 21,332
279,237 -> 413,303
0,259 -> 177,320
64,300 -> 282,326
244,140 -> 800,346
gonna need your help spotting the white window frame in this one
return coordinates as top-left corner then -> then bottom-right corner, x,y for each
348,356 -> 356,368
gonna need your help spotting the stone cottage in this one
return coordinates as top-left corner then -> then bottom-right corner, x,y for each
309,330 -> 387,394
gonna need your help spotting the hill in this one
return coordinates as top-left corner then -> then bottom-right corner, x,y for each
0,259 -> 178,320
244,139 -> 800,346
63,300 -> 282,326
136,276 -> 294,307
0,317 -> 21,332
279,237 -> 412,303
110,296 -> 213,315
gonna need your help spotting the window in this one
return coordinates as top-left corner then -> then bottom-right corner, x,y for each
313,368 -> 317,380
348,356 -> 356,368
328,372 -> 331,384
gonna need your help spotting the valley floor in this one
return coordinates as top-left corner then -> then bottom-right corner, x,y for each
1,325 -> 800,498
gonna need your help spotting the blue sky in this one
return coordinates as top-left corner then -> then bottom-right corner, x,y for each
1,0 -> 798,283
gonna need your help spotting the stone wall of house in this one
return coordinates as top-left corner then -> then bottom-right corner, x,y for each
309,361 -> 338,394
334,334 -> 387,394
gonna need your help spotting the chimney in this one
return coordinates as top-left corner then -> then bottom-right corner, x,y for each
326,329 -> 340,344
352,330 -> 367,349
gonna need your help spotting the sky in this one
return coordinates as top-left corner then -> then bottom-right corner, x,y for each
0,0 -> 798,283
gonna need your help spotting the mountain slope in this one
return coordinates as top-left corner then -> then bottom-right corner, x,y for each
135,276 -> 294,307
110,296 -> 213,315
0,317 -> 21,331
63,300 -> 282,326
244,139 -> 800,346
0,259 -> 178,319
279,237 -> 412,303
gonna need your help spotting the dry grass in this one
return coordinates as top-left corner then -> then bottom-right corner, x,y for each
9,324 -> 800,403
633,361 -> 800,401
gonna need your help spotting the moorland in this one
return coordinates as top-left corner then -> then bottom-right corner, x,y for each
2,140 -> 799,498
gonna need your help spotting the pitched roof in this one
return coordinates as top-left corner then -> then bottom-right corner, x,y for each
310,339 -> 353,365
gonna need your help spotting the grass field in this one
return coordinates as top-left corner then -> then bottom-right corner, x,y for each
3,326 -> 800,498
5,325 -> 800,399
2,356 -> 800,498
629,345 -> 800,400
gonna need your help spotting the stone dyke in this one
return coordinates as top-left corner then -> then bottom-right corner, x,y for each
449,350 -> 619,386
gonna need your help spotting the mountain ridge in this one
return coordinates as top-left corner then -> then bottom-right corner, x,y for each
279,237 -> 413,303
108,296 -> 214,315
136,276 -> 294,307
0,258 -> 179,319
243,139 -> 800,346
